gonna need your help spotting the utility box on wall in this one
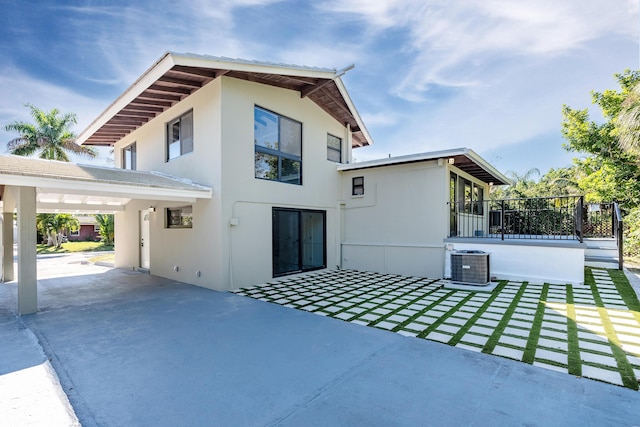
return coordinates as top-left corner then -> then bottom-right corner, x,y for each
451,250 -> 490,285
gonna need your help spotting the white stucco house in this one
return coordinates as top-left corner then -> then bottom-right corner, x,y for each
0,52 -> 588,314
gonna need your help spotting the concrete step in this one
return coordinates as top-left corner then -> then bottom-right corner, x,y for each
583,238 -> 617,250
585,257 -> 620,269
585,247 -> 618,258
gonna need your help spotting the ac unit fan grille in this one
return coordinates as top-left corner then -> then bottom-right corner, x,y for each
451,251 -> 490,285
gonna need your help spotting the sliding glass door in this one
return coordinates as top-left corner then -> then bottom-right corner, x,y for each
273,208 -> 326,276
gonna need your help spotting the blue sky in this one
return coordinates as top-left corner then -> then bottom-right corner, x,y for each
1,0 -> 638,175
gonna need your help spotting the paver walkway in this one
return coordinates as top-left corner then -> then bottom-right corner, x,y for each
234,268 -> 640,390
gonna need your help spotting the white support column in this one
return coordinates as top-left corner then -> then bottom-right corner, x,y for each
17,186 -> 37,314
2,212 -> 15,282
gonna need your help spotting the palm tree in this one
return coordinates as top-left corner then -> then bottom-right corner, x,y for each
618,83 -> 640,155
94,214 -> 115,245
37,213 -> 79,248
4,104 -> 96,161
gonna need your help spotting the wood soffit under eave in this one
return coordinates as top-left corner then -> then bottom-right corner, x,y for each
84,65 -> 368,147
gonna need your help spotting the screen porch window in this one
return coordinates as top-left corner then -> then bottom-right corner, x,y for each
327,134 -> 342,162
166,110 -> 193,161
254,106 -> 302,185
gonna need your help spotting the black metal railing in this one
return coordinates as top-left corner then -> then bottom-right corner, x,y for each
614,202 -> 624,270
449,196 -> 584,241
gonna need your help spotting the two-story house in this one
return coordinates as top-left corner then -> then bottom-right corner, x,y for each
1,52 -> 587,314
77,52 -> 374,291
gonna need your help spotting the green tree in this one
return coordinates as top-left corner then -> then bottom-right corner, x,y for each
4,104 -> 96,161
561,69 -> 640,206
94,214 -> 115,245
617,80 -> 640,156
37,213 -> 79,248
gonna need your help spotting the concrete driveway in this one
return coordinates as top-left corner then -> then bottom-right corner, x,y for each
1,258 -> 639,426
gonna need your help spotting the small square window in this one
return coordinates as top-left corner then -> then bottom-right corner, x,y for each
327,134 -> 342,162
70,229 -> 79,236
352,176 -> 364,196
166,206 -> 193,228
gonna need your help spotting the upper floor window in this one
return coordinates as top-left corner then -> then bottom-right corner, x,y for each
327,134 -> 342,162
166,110 -> 193,161
254,106 -> 302,185
122,142 -> 136,170
352,176 -> 364,196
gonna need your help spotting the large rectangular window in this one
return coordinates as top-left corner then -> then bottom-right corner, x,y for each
273,208 -> 326,276
327,134 -> 342,162
166,110 -> 193,161
254,106 -> 302,185
122,142 -> 136,170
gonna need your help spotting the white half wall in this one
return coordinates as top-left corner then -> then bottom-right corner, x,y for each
342,243 -> 444,278
444,239 -> 586,286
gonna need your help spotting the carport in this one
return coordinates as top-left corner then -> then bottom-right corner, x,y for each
0,155 -> 212,314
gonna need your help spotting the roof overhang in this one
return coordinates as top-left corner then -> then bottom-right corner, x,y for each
0,155 -> 212,213
77,52 -> 373,148
337,148 -> 510,186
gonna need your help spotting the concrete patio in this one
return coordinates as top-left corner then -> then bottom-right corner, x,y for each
1,257 -> 639,425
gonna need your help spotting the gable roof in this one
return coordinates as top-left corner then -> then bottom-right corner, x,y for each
77,52 -> 373,148
337,148 -> 510,186
0,155 -> 212,213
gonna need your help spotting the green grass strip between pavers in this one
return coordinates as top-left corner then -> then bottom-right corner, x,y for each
587,269 -> 638,390
446,281 -> 508,346
482,281 -> 529,355
521,283 -> 549,365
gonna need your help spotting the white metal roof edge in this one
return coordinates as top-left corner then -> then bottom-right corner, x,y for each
77,52 -> 344,145
77,52 -> 176,145
337,147 -> 510,185
464,148 -> 511,185
334,77 -> 374,147
170,52 -> 339,78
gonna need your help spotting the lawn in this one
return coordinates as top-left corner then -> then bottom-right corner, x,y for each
36,241 -> 114,254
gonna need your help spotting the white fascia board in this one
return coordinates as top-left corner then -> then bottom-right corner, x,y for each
77,53 -> 177,145
170,52 -> 337,79
337,147 -> 510,185
337,148 -> 470,171
1,174 -> 212,202
37,203 -> 125,213
334,78 -> 374,147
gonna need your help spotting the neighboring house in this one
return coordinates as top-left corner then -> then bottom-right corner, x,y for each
67,216 -> 100,242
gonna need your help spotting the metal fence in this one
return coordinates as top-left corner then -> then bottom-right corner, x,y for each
450,196 -> 583,240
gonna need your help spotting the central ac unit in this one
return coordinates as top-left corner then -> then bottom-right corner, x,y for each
451,250 -> 490,285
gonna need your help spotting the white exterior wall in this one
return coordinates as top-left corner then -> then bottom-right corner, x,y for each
444,240 -> 585,286
340,160 -> 449,277
113,76 -> 351,290
219,77 -> 346,289
113,79 -> 224,289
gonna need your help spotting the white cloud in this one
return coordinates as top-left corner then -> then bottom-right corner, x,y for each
319,0 -> 638,101
0,65 -> 105,149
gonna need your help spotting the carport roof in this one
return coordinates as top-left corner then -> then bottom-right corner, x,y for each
0,155 -> 212,212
